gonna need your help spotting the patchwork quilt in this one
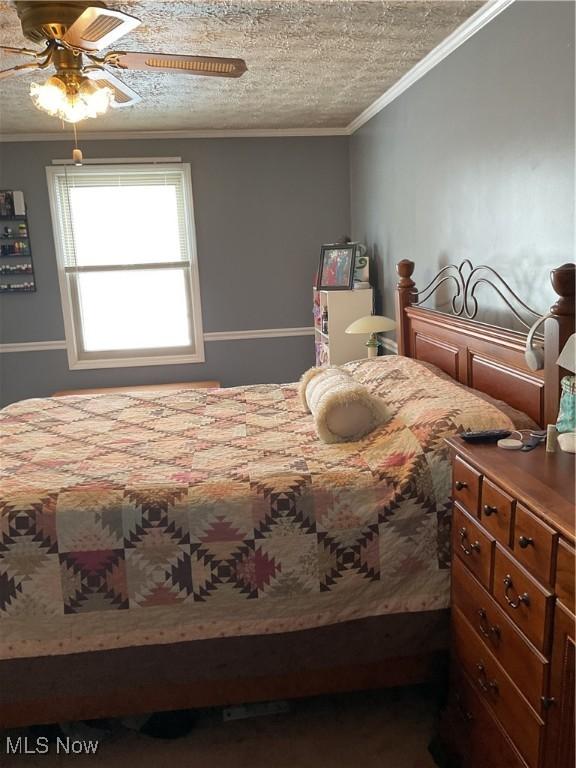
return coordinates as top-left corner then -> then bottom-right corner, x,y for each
0,356 -> 533,660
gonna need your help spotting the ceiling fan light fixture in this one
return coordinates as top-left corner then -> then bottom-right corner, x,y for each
30,75 -> 67,115
7,2 -> 247,126
78,78 -> 114,117
30,73 -> 113,123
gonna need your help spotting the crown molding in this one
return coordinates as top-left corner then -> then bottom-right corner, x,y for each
347,0 -> 515,133
0,327 -> 315,354
0,127 -> 349,142
0,0 -> 514,143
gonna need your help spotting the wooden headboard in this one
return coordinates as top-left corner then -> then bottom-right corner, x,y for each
395,260 -> 575,427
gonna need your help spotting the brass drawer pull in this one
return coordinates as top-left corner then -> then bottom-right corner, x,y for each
503,574 -> 530,609
455,480 -> 467,491
518,535 -> 534,549
477,608 -> 501,642
476,662 -> 499,697
459,527 -> 480,556
483,504 -> 497,516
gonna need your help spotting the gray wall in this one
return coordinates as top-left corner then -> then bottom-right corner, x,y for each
350,0 -> 575,328
0,137 -> 350,404
2,0 -> 573,405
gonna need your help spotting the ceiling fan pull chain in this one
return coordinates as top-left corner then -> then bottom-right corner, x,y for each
72,123 -> 83,166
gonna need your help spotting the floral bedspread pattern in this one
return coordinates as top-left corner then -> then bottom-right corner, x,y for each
0,357 -> 531,659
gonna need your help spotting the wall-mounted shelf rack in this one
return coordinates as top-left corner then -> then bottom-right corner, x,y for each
0,190 -> 36,294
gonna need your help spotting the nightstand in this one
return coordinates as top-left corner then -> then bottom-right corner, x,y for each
440,437 -> 575,768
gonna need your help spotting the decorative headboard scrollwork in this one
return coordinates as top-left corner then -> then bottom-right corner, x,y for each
395,259 -> 576,427
411,260 -> 541,330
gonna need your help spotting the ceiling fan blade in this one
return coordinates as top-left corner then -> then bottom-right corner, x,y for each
62,7 -> 141,53
86,69 -> 141,108
0,61 -> 41,80
107,52 -> 247,78
0,45 -> 44,58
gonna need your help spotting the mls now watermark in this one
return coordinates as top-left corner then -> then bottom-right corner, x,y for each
4,736 -> 99,756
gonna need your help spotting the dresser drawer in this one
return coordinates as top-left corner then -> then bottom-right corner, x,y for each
555,539 -> 575,613
493,545 -> 554,653
513,504 -> 558,586
452,556 -> 548,714
480,477 -> 515,547
452,607 -> 544,768
453,502 -> 494,590
453,455 -> 482,517
444,666 -> 529,768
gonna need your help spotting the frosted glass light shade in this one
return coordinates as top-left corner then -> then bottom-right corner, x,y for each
346,315 -> 396,334
557,333 -> 576,373
30,75 -> 113,124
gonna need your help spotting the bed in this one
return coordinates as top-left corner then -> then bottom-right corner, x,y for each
0,259 -> 573,727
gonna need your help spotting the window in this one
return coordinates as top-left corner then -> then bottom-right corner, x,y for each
47,163 -> 204,369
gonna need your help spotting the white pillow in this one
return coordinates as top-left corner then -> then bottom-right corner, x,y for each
298,366 -> 391,444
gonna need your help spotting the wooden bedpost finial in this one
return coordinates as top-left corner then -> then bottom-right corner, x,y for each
397,259 -> 415,289
549,262 -> 575,317
395,260 -> 416,357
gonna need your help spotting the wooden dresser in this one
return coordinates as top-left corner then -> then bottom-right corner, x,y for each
442,437 -> 575,768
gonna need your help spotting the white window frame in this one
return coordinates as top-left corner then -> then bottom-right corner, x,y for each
46,162 -> 205,370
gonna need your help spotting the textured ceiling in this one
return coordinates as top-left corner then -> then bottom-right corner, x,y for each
0,1 -> 484,134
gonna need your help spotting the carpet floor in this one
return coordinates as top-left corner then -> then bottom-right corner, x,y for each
2,686 -> 440,768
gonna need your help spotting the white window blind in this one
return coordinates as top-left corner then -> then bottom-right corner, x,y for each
47,163 -> 205,370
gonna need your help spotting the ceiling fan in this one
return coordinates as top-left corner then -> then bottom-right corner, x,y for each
0,1 -> 248,123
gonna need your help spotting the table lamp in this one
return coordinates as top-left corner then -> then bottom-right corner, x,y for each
556,333 -> 576,451
346,315 -> 396,358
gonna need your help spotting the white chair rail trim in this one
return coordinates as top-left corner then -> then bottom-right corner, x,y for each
0,327 -> 316,354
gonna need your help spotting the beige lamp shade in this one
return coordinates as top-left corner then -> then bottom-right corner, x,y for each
345,315 -> 396,334
557,333 -> 576,373
346,315 -> 396,358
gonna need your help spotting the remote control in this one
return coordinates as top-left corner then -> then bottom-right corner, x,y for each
461,429 -> 512,443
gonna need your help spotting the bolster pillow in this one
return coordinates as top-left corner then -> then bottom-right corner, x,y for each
298,366 -> 391,444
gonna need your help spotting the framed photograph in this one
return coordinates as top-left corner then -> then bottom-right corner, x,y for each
316,243 -> 356,290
